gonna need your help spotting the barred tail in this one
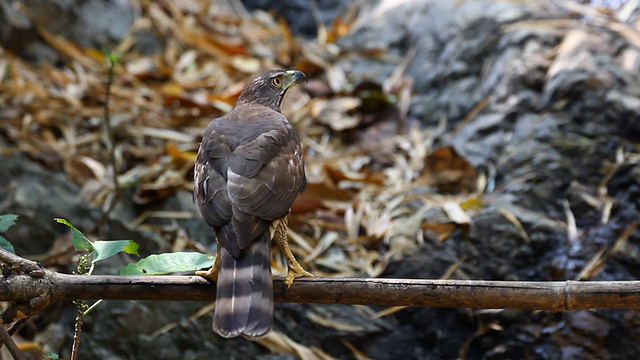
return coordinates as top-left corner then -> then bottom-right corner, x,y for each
213,230 -> 273,339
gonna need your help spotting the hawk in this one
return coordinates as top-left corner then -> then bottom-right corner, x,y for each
194,69 -> 312,339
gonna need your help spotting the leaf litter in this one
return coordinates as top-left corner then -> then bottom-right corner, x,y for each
1,0 -> 592,356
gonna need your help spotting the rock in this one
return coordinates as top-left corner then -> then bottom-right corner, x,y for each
336,0 -> 555,123
241,0 -> 357,38
0,0 -> 153,64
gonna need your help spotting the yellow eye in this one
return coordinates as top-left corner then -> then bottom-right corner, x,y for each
272,77 -> 282,87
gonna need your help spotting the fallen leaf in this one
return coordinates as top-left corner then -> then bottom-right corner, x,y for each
419,146 -> 478,193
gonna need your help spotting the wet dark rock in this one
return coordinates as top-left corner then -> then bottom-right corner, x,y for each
0,0 -> 136,64
0,150 -> 90,255
241,0 -> 356,38
80,300 -> 265,360
0,146 -> 168,257
336,1 -> 554,123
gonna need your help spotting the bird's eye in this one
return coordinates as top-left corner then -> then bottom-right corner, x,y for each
272,78 -> 282,87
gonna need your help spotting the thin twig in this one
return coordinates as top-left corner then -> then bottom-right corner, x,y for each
0,323 -> 27,360
70,301 -> 87,360
70,239 -> 94,359
6,318 -> 28,337
95,52 -> 121,233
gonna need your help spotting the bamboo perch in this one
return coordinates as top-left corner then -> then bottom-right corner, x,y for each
1,272 -> 640,311
1,249 -> 639,313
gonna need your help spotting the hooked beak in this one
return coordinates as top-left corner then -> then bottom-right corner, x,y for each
284,69 -> 307,88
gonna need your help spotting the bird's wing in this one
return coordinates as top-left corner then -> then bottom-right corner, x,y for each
194,126 -> 233,228
226,114 -> 306,251
195,111 -> 305,256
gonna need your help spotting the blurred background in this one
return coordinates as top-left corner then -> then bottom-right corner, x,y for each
1,0 -> 640,359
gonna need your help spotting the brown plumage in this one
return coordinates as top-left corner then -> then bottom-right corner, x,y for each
194,69 -> 308,339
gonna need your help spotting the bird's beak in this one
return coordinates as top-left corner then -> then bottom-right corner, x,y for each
284,70 -> 307,88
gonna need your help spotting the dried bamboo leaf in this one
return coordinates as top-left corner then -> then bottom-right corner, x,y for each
339,339 -> 373,360
497,209 -> 531,244
306,312 -> 366,332
37,28 -> 98,68
258,331 -> 335,360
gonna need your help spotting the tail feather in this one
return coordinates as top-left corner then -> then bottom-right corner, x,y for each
213,231 -> 273,339
244,236 -> 273,335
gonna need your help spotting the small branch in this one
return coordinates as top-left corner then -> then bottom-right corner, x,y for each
6,319 -> 28,337
0,322 -> 27,360
70,301 -> 86,360
96,52 -> 120,232
0,248 -> 44,275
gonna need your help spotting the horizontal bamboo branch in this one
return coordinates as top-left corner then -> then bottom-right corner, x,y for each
1,272 -> 640,311
1,249 -> 639,312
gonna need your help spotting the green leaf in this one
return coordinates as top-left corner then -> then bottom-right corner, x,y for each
122,241 -> 140,256
54,218 -> 93,251
45,353 -> 60,360
120,252 -> 214,275
92,240 -> 139,263
0,235 -> 15,253
102,49 -> 121,66
0,214 -> 18,233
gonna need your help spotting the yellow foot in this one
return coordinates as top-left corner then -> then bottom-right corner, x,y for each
196,246 -> 220,282
284,265 -> 314,288
272,216 -> 315,288
196,266 -> 219,282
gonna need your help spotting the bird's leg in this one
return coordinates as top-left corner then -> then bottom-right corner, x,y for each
196,244 -> 221,282
272,217 -> 314,288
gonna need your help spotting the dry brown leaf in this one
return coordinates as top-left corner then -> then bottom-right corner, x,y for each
258,331 -> 336,360
497,209 -> 531,243
442,201 -> 472,225
502,19 -> 581,33
276,17 -> 295,65
576,222 -> 637,280
418,146 -> 478,193
64,155 -> 107,185
422,222 -> 457,242
324,163 -> 386,185
306,312 -> 366,332
230,56 -> 261,73
38,31 -> 97,68
311,97 -> 362,131
291,180 -> 354,215
370,306 -> 408,320
134,179 -> 185,204
339,339 -> 373,360
165,143 -> 194,169
303,231 -> 340,263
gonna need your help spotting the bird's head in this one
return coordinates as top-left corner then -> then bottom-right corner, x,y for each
235,69 -> 307,112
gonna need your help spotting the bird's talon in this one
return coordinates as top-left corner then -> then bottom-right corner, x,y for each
197,247 -> 221,282
284,267 -> 314,288
196,267 -> 219,282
